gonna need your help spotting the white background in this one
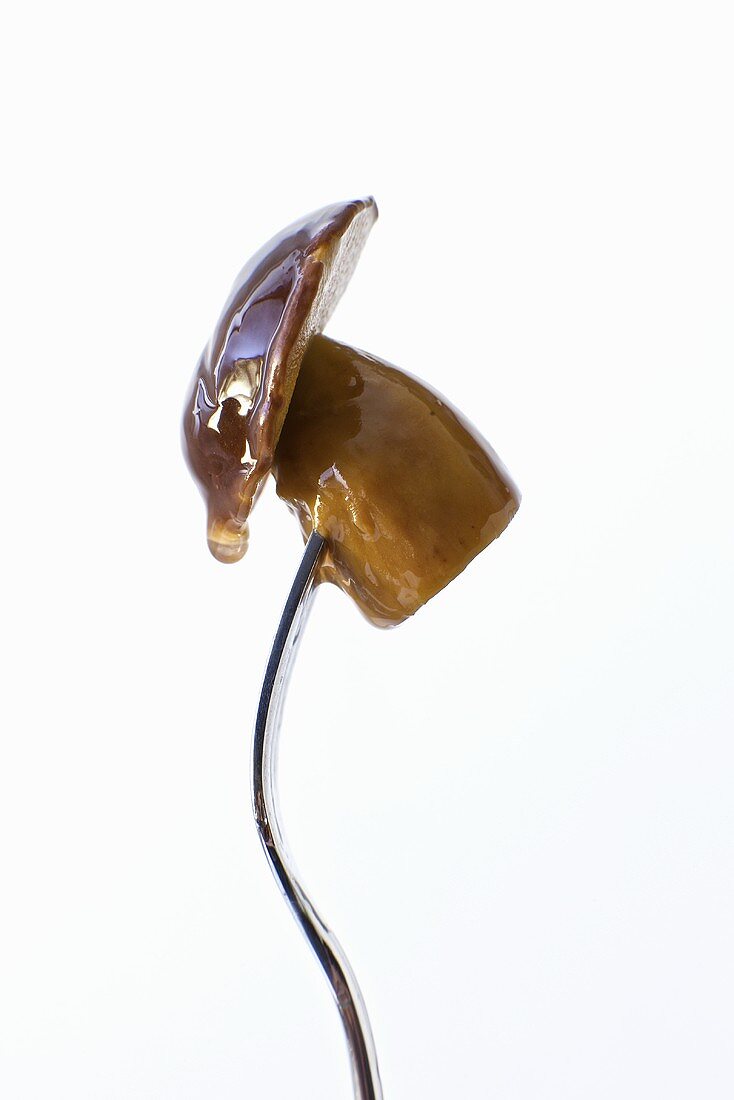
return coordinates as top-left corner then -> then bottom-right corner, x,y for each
1,2 -> 732,1098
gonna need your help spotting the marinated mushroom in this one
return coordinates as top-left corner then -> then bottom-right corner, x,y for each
183,199 -> 520,625
183,198 -> 376,562
274,335 -> 518,626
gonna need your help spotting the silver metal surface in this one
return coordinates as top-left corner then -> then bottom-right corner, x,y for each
253,531 -> 383,1100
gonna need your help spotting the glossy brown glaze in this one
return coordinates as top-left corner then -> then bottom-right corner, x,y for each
273,335 -> 521,627
182,198 -> 377,562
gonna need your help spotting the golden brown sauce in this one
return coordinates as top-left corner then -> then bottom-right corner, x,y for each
273,335 -> 521,627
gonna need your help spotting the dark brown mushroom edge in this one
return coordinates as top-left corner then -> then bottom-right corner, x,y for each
183,198 -> 520,627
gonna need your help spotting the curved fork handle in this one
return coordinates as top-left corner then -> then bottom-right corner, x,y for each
252,532 -> 383,1100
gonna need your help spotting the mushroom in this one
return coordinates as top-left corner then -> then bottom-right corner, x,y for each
183,198 -> 377,563
183,199 -> 520,625
273,334 -> 520,626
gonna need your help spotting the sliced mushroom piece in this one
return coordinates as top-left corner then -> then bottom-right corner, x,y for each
273,335 -> 520,627
183,198 -> 377,562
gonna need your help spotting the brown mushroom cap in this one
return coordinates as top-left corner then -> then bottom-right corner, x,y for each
183,198 -> 377,562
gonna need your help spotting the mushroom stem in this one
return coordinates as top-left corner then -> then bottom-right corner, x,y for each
273,333 -> 521,626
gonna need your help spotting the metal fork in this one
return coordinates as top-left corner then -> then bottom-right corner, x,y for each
252,531 -> 383,1100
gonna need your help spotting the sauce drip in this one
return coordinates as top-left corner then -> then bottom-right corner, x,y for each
273,335 -> 520,627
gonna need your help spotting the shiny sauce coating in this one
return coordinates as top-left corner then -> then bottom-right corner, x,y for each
273,335 -> 520,627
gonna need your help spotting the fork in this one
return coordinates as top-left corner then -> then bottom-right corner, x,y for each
252,531 -> 383,1100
